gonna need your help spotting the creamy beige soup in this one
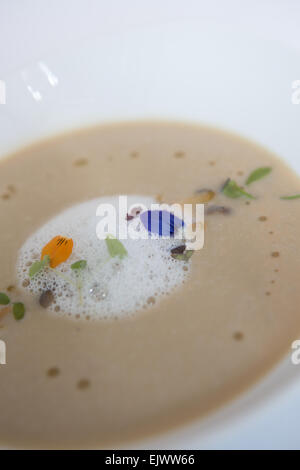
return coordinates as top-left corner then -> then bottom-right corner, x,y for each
0,122 -> 300,449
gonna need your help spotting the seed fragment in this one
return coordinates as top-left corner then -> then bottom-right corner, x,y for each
74,158 -> 88,167
174,151 -> 185,158
47,367 -> 60,378
77,379 -> 90,390
130,151 -> 139,158
205,205 -> 232,215
271,251 -> 280,258
233,331 -> 244,341
180,190 -> 215,206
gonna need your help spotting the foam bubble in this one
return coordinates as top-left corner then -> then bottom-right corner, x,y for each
16,196 -> 191,320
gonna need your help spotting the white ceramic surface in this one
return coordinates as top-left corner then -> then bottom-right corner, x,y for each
1,1 -> 300,449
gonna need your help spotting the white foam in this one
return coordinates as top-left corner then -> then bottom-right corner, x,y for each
16,196 -> 191,320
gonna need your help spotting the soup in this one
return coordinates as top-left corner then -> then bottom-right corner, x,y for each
0,122 -> 299,448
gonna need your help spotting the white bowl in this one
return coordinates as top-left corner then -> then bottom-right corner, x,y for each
1,4 -> 300,449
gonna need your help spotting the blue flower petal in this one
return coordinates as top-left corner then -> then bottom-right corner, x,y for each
140,210 -> 184,237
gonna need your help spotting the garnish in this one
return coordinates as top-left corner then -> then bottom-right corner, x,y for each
222,179 -> 254,199
41,236 -> 73,268
105,235 -> 128,259
71,260 -> 87,270
205,205 -> 232,215
140,210 -> 184,237
0,293 -> 26,321
0,292 -> 10,305
280,194 -> 300,200
39,290 -> 54,309
245,167 -> 272,185
29,255 -> 50,278
13,302 -> 25,320
171,249 -> 194,261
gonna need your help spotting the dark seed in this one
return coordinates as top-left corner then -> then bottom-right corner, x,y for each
205,205 -> 232,215
171,245 -> 186,255
39,290 -> 54,308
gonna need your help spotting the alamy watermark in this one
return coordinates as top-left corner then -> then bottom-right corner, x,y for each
291,80 -> 300,104
95,196 -> 205,251
291,340 -> 300,365
0,340 -> 6,364
0,80 -> 6,104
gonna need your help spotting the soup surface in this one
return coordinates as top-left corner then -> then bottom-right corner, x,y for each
0,122 -> 300,448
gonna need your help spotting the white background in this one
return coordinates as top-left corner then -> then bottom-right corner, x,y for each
1,0 -> 300,73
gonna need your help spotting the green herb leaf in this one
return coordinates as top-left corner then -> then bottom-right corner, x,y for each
29,255 -> 50,278
245,167 -> 272,185
0,292 -> 10,305
71,260 -> 87,270
222,179 -> 255,199
171,250 -> 194,261
280,194 -> 300,200
13,302 -> 25,320
105,235 -> 128,259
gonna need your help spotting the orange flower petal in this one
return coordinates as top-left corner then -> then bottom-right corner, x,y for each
41,236 -> 73,268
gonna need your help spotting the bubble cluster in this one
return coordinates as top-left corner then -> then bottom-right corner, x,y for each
16,196 -> 191,320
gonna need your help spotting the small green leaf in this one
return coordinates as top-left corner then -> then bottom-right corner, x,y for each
105,235 -> 128,259
245,167 -> 272,185
171,250 -> 194,261
280,194 -> 300,200
0,292 -> 10,305
29,255 -> 50,278
222,179 -> 255,199
71,260 -> 87,270
13,302 -> 25,320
